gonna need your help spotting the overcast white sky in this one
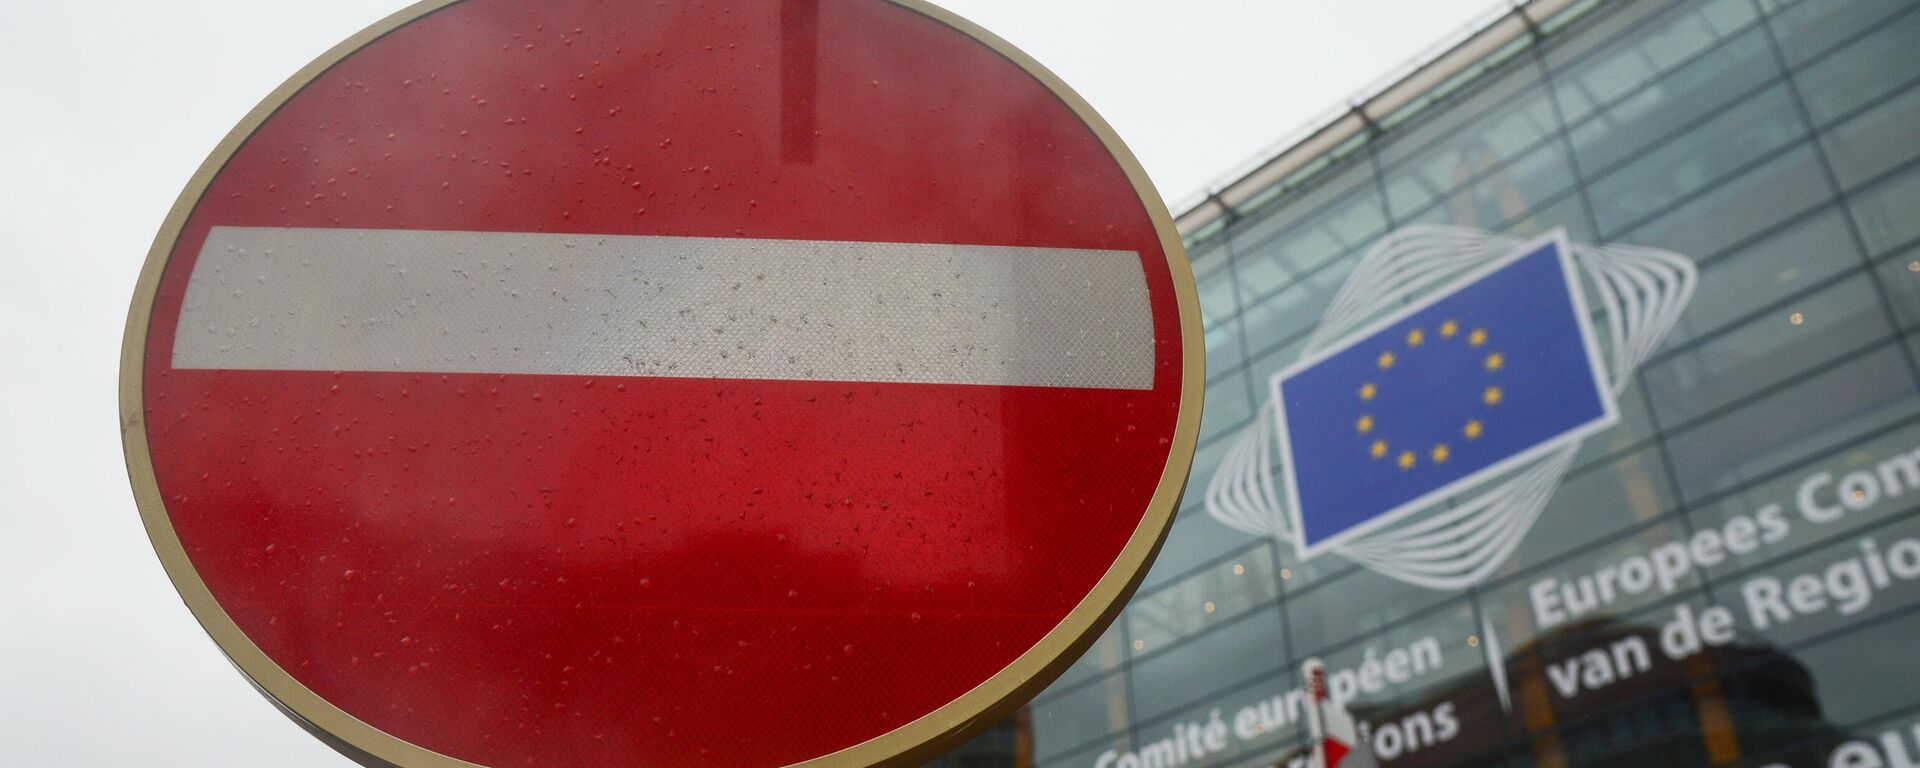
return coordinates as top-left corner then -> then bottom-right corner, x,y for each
0,1 -> 1494,764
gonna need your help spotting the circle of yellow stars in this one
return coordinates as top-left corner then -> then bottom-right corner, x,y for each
1356,319 -> 1504,471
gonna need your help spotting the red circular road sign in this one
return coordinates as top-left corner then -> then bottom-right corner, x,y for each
121,1 -> 1199,766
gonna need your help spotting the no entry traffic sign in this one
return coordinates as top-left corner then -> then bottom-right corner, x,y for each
120,1 -> 1199,766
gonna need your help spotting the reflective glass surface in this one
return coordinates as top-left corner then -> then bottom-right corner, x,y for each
1003,0 -> 1920,765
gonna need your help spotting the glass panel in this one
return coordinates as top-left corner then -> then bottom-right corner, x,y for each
1031,671 -> 1134,762
1554,673 -> 1725,766
1200,372 -> 1253,443
1233,190 -> 1387,306
1198,268 -> 1239,324
1389,138 -> 1578,231
1540,0 -> 1690,73
1664,343 -> 1920,503
1127,545 -> 1280,654
1032,735 -> 1134,768
927,722 -> 1023,768
1247,335 -> 1313,399
1191,240 -> 1229,279
1643,273 -> 1893,428
1549,0 -> 1760,125
1876,244 -> 1920,329
1122,670 -> 1305,768
1615,144 -> 1830,261
1184,435 -> 1237,514
1738,706 -> 1920,768
1794,8 -> 1920,126
1588,84 -> 1808,235
1520,594 -> 1718,723
1239,259 -> 1354,357
1225,161 -> 1379,260
1379,81 -> 1562,220
1575,377 -> 1659,467
1849,154 -> 1920,255
1740,602 -> 1920,726
1285,565 -> 1457,659
1206,315 -> 1246,381
1820,80 -> 1920,191
1764,0 -> 1919,68
1707,516 -> 1920,649
1689,417 -> 1920,582
1313,600 -> 1482,713
1494,446 -> 1677,582
1479,519 -> 1700,649
1539,0 -> 1607,36
1051,620 -> 1131,692
1561,24 -> 1779,176
1128,609 -> 1285,722
1375,63 -> 1551,171
1500,191 -> 1597,243
1143,509 -> 1266,590
1660,208 -> 1863,351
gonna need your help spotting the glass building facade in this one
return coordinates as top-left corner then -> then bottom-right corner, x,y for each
997,0 -> 1920,766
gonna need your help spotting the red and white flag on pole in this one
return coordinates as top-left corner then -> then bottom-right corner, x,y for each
1304,658 -> 1379,768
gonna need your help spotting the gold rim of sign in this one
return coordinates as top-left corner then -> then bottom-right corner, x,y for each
116,1 -> 1204,765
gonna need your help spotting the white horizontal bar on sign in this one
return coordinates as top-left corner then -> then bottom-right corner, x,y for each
172,226 -> 1155,390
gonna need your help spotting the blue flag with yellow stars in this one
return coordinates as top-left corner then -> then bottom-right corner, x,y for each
1273,234 -> 1617,557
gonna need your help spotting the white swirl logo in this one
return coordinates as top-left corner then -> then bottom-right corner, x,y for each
1205,226 -> 1697,590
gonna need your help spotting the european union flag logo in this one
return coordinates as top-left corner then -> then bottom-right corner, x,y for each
1273,232 -> 1619,558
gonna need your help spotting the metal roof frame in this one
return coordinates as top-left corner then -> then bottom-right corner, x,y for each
1173,0 -> 1588,240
